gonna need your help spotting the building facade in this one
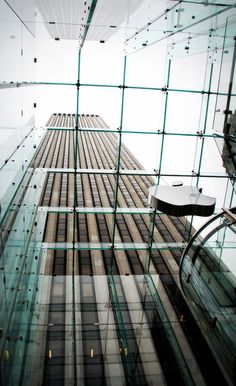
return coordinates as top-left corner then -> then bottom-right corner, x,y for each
0,113 -> 231,386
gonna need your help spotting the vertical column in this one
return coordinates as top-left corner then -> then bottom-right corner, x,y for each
146,60 -> 171,272
157,59 -> 171,184
190,52 -> 214,236
110,55 -> 127,273
71,48 -> 81,386
194,62 -> 214,186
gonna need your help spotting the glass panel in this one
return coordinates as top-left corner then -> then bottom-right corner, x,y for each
0,122 -> 45,221
0,0 -> 22,82
22,25 -> 36,82
79,87 -> 121,130
200,137 -> 226,174
0,88 -> 22,163
161,136 -> 197,173
39,207 -> 153,215
35,85 -> 77,127
125,1 -> 235,55
40,242 -> 185,252
122,88 -> 165,132
35,39 -> 78,84
212,39 -> 236,94
80,41 -> 124,85
169,53 -> 207,91
121,132 -> 162,171
180,208 -> 236,384
126,42 -> 167,88
165,92 -> 203,133
198,176 -> 229,210
199,94 -> 217,134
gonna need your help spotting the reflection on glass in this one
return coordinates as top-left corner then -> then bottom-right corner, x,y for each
180,208 -> 236,385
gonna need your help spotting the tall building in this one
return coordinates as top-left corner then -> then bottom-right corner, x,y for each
1,1 -> 236,386
0,112 -> 233,386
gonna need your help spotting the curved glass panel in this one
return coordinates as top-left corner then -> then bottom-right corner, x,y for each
180,207 -> 236,385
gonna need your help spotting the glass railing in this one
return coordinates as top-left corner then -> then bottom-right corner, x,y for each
180,207 -> 236,385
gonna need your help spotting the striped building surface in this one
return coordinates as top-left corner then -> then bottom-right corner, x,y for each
3,114 -> 227,386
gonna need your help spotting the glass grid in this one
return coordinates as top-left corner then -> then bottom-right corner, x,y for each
1,1 -> 236,385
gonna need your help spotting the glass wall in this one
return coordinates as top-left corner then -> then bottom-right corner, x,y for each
0,1 -> 236,385
180,207 -> 236,385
